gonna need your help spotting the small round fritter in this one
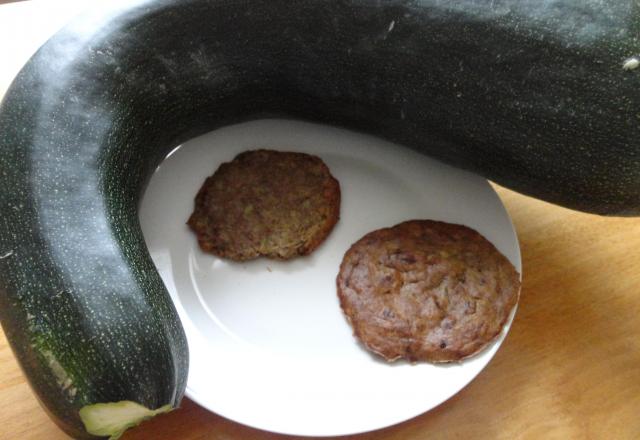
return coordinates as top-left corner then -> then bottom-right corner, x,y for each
188,149 -> 340,261
337,220 -> 520,363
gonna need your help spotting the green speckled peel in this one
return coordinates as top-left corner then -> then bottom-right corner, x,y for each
0,0 -> 639,438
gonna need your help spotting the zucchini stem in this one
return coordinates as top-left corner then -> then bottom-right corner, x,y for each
79,401 -> 173,439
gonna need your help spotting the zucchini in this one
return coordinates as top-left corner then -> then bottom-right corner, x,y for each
1,0 -> 639,438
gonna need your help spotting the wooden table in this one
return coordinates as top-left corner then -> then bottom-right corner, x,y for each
1,2 -> 640,439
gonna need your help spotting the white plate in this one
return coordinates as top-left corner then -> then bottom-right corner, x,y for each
139,119 -> 521,437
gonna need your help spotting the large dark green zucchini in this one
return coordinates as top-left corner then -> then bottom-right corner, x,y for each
1,0 -> 639,438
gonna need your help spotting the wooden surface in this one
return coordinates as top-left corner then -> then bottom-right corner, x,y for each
1,2 -> 640,440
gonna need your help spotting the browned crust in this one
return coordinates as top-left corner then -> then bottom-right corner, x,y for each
336,220 -> 521,363
188,149 -> 340,261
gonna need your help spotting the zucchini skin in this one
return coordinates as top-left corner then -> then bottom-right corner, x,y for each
0,0 -> 639,437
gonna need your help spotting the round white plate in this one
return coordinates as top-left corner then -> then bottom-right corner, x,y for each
139,119 -> 521,437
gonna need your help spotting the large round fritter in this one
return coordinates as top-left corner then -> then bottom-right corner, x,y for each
337,220 -> 520,363
188,149 -> 340,261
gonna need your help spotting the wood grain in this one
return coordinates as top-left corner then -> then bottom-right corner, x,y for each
2,185 -> 640,440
